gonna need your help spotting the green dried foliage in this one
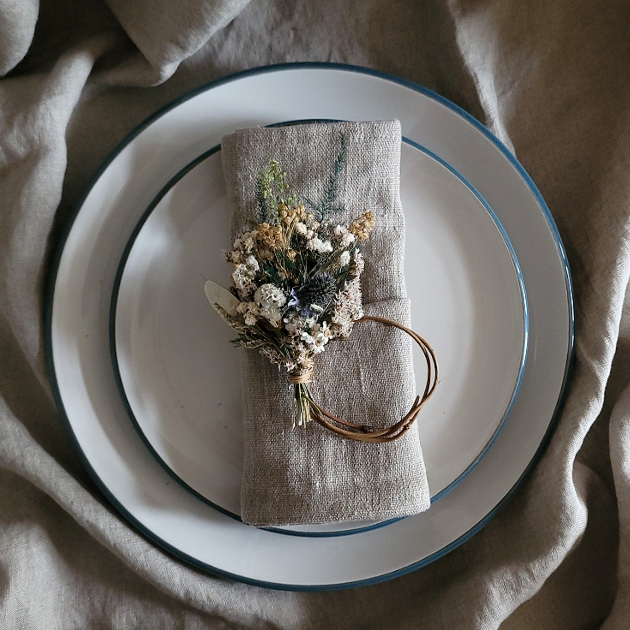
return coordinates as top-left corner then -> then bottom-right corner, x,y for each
256,159 -> 298,224
305,132 -> 347,221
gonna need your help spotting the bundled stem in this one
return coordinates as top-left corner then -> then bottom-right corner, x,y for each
288,361 -> 315,427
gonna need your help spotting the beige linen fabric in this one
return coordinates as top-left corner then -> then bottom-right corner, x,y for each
2,0 -> 630,628
222,122 -> 430,526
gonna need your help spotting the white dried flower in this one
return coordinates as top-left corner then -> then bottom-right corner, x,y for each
341,232 -> 355,247
294,344 -> 309,365
255,283 -> 287,308
353,251 -> 365,274
330,277 -> 363,337
339,251 -> 351,267
284,312 -> 305,336
312,321 -> 331,340
307,238 -> 333,254
260,305 -> 282,327
334,225 -> 347,236
295,222 -> 308,236
244,313 -> 257,326
232,264 -> 255,291
302,329 -> 328,353
331,318 -> 351,339
310,332 -> 328,352
245,255 -> 259,271
236,301 -> 259,325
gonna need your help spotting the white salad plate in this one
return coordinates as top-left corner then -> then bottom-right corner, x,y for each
112,138 -> 527,536
47,64 -> 573,589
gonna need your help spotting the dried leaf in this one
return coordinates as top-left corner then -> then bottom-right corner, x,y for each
204,280 -> 240,316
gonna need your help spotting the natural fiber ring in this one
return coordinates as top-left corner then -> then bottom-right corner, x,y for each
306,315 -> 439,443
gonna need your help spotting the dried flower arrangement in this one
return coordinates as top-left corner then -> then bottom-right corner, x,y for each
206,135 -> 438,442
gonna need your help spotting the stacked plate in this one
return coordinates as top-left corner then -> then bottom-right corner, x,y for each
47,64 -> 573,590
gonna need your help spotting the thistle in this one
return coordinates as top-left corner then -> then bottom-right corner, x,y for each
288,273 -> 337,318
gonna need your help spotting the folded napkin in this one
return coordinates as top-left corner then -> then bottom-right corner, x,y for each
221,120 -> 430,526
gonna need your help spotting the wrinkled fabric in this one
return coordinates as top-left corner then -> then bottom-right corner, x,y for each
0,0 -> 628,628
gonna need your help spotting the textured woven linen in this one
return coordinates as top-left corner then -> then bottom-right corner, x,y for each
221,121 -> 430,526
2,0 -> 630,628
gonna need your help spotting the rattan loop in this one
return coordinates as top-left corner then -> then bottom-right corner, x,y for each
304,315 -> 438,443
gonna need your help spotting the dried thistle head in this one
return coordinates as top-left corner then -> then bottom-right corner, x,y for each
288,272 -> 337,318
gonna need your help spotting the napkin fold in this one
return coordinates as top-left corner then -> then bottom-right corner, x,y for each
221,120 -> 430,526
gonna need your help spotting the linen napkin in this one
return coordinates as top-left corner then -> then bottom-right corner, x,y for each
221,120 -> 430,526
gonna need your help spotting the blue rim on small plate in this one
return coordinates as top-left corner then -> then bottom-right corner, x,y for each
108,130 -> 529,538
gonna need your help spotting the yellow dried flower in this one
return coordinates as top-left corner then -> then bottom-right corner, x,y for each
256,222 -> 285,249
349,211 -> 376,241
280,203 -> 309,229
280,209 -> 294,226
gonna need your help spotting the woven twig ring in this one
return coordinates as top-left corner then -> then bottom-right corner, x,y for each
305,315 -> 438,443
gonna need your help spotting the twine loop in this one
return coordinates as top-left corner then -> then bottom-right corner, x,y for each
288,362 -> 314,385
298,316 -> 439,443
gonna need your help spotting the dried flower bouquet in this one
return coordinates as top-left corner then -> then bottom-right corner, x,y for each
207,138 -> 377,428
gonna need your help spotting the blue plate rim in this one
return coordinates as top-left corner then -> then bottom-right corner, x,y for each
45,61 -> 574,591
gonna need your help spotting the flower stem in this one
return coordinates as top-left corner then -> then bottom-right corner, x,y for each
293,383 -> 314,427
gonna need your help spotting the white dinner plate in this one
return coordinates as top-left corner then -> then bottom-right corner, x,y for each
47,64 -> 573,589
112,138 -> 527,536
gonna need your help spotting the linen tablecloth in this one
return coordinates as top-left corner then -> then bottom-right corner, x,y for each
1,0 -> 628,627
